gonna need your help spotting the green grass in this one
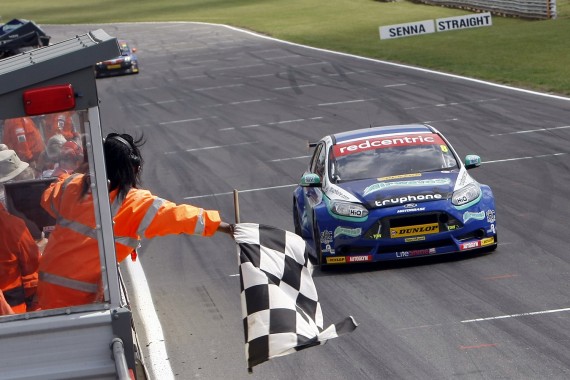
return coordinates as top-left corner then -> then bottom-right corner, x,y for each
3,0 -> 569,95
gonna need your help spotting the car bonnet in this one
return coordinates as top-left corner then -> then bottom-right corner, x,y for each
329,170 -> 468,209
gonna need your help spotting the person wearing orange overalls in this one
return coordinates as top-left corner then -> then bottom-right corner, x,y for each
42,112 -> 77,141
37,133 -> 234,310
50,140 -> 84,178
2,117 -> 45,171
0,150 -> 41,313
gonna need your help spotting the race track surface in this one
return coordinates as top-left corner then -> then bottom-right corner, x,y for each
46,23 -> 570,380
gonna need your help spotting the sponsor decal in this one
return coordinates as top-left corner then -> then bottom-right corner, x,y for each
320,230 -> 333,244
463,210 -> 485,223
347,255 -> 372,263
460,241 -> 480,250
324,184 -> 350,200
458,170 -> 468,186
327,256 -> 346,264
486,209 -> 496,223
405,236 -> 425,242
489,224 -> 496,234
396,248 -> 436,258
334,134 -> 443,157
324,244 -> 334,254
375,193 -> 443,207
372,233 -> 382,239
447,225 -> 458,231
440,145 -> 449,153
364,178 -> 451,196
391,223 -> 439,238
378,173 -> 422,181
334,227 -> 362,238
397,207 -> 426,214
461,236 -> 495,250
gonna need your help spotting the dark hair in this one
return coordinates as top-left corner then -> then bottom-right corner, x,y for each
79,133 -> 145,200
104,133 -> 145,201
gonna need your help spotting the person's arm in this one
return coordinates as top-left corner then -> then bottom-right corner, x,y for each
142,200 -> 222,237
117,190 -> 234,239
217,221 -> 235,237
17,224 -> 41,294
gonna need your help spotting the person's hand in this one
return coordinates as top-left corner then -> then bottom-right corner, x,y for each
218,222 -> 235,237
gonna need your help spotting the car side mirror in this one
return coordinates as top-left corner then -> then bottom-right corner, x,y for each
300,173 -> 322,187
464,154 -> 481,169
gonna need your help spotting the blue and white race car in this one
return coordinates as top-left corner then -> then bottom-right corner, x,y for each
293,124 -> 497,267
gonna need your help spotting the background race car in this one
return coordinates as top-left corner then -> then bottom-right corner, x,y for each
293,124 -> 497,267
95,40 -> 139,78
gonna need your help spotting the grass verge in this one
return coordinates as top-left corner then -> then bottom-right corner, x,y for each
2,0 -> 569,96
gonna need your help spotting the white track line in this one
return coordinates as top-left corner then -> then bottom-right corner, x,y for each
462,307 -> 570,323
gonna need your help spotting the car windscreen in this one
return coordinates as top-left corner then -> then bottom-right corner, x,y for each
330,133 -> 458,182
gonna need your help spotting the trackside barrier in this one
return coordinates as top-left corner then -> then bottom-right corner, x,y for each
413,0 -> 557,19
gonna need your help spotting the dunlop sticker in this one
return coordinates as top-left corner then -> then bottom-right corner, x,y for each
390,223 -> 439,238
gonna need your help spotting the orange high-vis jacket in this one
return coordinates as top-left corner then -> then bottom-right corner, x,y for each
37,173 -> 222,310
42,112 -> 77,141
2,117 -> 45,163
0,206 -> 41,313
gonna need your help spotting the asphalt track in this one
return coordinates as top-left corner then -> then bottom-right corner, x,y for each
46,22 -> 570,380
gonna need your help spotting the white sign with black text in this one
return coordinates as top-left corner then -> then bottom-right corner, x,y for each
379,20 -> 435,40
380,12 -> 492,40
436,12 -> 492,32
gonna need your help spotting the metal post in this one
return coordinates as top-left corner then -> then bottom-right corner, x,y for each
233,189 -> 240,224
111,338 -> 132,380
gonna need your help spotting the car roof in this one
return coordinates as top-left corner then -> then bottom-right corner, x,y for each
332,124 -> 435,144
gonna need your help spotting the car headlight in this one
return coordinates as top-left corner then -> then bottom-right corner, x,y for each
452,183 -> 481,207
330,200 -> 369,218
125,57 -> 131,62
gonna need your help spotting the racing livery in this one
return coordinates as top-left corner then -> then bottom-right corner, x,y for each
95,40 -> 139,78
293,124 -> 497,267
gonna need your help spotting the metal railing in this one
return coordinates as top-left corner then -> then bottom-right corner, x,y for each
412,0 -> 557,19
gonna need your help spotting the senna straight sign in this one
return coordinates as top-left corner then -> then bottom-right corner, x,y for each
380,12 -> 492,40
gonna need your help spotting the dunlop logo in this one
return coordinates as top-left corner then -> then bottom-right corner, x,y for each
390,223 -> 439,238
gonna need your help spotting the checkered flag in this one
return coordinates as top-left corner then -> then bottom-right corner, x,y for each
234,223 -> 358,371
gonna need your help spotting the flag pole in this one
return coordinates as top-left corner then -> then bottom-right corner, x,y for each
233,189 -> 253,373
233,189 -> 240,224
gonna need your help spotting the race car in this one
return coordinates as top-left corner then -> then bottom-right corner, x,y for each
94,40 -> 139,78
293,124 -> 497,267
